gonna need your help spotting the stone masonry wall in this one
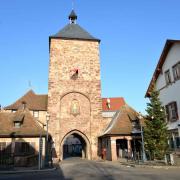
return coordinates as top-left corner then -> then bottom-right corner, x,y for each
48,39 -> 103,160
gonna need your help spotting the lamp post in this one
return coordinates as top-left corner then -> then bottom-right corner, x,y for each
138,113 -> 146,162
46,113 -> 50,141
46,113 -> 50,166
140,124 -> 146,162
177,123 -> 180,149
176,123 -> 180,148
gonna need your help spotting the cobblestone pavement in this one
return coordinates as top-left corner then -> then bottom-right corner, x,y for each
0,158 -> 180,180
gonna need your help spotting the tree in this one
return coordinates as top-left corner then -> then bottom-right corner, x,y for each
144,87 -> 168,160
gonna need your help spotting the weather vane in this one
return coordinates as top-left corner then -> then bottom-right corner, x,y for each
72,0 -> 75,10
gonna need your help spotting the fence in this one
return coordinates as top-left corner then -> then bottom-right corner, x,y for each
0,153 -> 14,167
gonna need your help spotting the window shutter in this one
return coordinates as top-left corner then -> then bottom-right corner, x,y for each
173,66 -> 177,80
174,101 -> 179,120
165,105 -> 169,122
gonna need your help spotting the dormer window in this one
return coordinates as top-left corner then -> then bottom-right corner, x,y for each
14,122 -> 21,128
13,113 -> 24,128
132,120 -> 140,130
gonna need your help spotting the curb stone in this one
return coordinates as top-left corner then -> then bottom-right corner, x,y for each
0,167 -> 56,174
121,164 -> 180,169
99,160 -> 180,169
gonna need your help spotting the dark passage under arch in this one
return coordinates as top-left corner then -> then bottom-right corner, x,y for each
63,133 -> 87,159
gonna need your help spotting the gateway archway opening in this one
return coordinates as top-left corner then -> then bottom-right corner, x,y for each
63,133 -> 87,159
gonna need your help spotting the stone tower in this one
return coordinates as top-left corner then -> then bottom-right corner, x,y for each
48,10 -> 103,160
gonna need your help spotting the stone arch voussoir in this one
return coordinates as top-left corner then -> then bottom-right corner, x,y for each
60,91 -> 90,102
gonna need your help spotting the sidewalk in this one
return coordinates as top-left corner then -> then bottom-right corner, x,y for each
96,158 -> 180,169
118,159 -> 180,169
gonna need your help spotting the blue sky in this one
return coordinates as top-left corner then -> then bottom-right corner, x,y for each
0,0 -> 180,113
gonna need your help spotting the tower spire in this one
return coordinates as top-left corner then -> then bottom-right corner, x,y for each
68,10 -> 77,24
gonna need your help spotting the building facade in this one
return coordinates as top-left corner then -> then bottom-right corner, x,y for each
146,39 -> 180,151
0,106 -> 46,167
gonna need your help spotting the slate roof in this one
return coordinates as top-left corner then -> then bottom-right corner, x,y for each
50,23 -> 100,42
0,108 -> 46,137
4,90 -> 48,111
101,104 -> 143,136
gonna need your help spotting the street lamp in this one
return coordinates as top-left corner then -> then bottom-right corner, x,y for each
177,123 -> 180,149
138,113 -> 146,162
46,113 -> 50,141
46,112 -> 50,166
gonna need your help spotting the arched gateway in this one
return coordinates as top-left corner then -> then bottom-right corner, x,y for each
60,130 -> 91,160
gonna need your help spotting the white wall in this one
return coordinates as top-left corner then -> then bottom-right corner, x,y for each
156,43 -> 180,130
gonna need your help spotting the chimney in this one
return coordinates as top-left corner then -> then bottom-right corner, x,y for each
106,98 -> 111,109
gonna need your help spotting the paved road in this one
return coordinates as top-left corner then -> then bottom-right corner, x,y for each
0,158 -> 180,180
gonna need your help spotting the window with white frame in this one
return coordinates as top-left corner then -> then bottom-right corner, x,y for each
172,62 -> 180,81
33,111 -> 39,118
165,102 -> 178,122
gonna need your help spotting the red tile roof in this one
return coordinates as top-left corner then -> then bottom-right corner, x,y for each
5,90 -> 125,112
102,98 -> 125,111
0,108 -> 46,137
4,90 -> 48,111
101,104 -> 144,136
